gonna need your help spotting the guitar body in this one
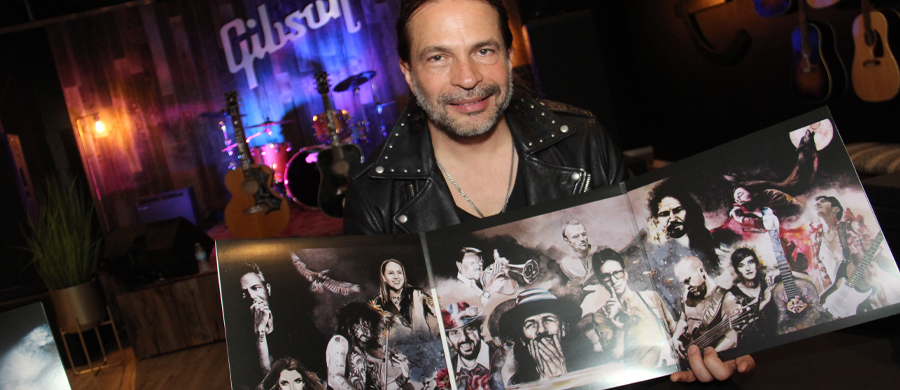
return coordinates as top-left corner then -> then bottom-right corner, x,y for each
224,165 -> 290,238
754,0 -> 793,18
852,10 -> 900,102
772,276 -> 823,335
820,273 -> 874,318
807,0 -> 840,9
791,21 -> 847,103
315,143 -> 363,218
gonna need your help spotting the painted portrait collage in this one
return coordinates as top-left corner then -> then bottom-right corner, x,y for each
217,108 -> 900,390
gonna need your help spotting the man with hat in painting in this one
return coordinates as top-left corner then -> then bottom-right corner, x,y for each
442,302 -> 496,390
498,288 -> 587,384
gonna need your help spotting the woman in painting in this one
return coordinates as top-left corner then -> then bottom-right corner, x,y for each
372,259 -> 436,333
256,356 -> 324,390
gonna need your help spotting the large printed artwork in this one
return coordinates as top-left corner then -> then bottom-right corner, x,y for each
217,108 -> 900,390
217,235 -> 445,390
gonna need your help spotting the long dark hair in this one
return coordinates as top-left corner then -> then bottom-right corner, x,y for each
335,301 -> 383,351
648,180 -> 720,273
256,357 -> 324,390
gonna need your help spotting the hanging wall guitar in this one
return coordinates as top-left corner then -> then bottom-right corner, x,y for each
223,91 -> 290,238
314,71 -> 363,218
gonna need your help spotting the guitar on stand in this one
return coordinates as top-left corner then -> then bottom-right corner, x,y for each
314,71 -> 363,218
762,208 -> 826,335
223,91 -> 290,239
820,231 -> 884,318
851,0 -> 900,102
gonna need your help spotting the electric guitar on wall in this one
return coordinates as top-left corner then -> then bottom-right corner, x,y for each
762,209 -> 826,335
223,91 -> 290,238
790,0 -> 847,103
313,71 -> 363,218
820,230 -> 884,318
851,0 -> 900,102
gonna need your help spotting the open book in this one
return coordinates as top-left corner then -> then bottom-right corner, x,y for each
216,107 -> 900,390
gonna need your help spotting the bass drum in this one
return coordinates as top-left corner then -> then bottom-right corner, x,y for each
284,145 -> 323,209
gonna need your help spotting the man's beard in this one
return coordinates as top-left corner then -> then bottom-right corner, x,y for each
410,67 -> 514,138
457,339 -> 480,361
687,283 -> 706,298
666,222 -> 686,239
525,334 -> 567,378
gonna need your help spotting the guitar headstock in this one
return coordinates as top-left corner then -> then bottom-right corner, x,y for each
314,71 -> 331,95
762,207 -> 779,231
225,91 -> 240,117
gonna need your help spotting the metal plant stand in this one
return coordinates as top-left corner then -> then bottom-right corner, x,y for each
59,305 -> 123,375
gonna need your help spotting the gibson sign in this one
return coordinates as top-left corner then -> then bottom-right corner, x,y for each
220,0 -> 361,89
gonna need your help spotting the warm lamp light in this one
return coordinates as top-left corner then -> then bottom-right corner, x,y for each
93,115 -> 105,134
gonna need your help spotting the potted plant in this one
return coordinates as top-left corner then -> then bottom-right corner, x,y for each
23,177 -> 104,333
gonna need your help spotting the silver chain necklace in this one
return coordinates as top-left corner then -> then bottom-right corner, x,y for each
436,141 -> 515,218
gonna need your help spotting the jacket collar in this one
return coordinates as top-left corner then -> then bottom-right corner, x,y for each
360,94 -> 577,181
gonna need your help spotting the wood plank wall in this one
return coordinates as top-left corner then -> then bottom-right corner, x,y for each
46,0 -> 410,230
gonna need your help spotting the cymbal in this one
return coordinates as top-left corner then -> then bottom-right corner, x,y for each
246,119 -> 295,128
333,71 -> 376,92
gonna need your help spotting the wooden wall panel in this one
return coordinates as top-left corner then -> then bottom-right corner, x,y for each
47,0 -> 408,230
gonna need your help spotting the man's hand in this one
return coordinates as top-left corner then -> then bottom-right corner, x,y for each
251,299 -> 273,336
528,336 -> 567,379
600,296 -> 625,329
670,346 -> 755,382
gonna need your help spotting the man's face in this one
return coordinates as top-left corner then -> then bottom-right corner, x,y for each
352,320 -> 372,345
400,0 -> 514,138
736,256 -> 758,281
563,223 -> 589,254
656,196 -> 687,238
815,198 -> 838,219
733,187 -> 751,205
240,272 -> 270,304
447,322 -> 483,360
278,370 -> 305,390
383,262 -> 405,291
457,252 -> 484,280
674,259 -> 707,299
598,260 -> 627,296
521,312 -> 563,341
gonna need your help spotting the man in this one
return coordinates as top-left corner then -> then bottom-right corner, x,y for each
671,256 -> 739,359
239,262 -> 275,374
590,249 -> 677,368
498,288 -> 584,384
344,0 -> 751,382
327,302 -> 410,390
811,195 -> 899,309
456,247 -> 511,303
342,0 -> 624,235
647,183 -> 720,271
442,301 -> 511,390
558,220 -> 596,285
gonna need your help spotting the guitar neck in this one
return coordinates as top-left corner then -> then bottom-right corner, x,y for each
848,231 -> 884,288
690,309 -> 756,349
225,91 -> 252,177
768,229 -> 802,298
862,0 -> 873,40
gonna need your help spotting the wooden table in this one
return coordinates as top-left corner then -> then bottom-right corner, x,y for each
116,271 -> 224,359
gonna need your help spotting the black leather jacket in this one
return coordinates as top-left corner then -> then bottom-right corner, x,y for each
343,95 -> 625,235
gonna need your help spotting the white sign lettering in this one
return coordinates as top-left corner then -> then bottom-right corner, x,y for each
220,0 -> 361,89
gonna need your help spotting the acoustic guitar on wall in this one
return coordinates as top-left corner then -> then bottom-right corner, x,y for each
223,91 -> 290,238
851,0 -> 900,102
790,0 -> 847,103
753,0 -> 793,18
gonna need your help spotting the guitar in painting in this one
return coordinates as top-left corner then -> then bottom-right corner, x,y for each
753,0 -> 793,18
313,71 -> 363,218
223,91 -> 290,238
762,209 -> 826,335
676,302 -> 757,359
820,231 -> 884,318
851,0 -> 900,102
791,0 -> 847,103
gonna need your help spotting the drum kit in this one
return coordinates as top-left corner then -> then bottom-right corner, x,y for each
204,70 -> 393,211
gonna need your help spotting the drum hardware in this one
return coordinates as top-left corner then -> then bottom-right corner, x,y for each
283,145 -> 325,209
313,110 -> 351,144
250,142 -> 293,183
221,129 -> 273,153
199,110 -> 245,118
